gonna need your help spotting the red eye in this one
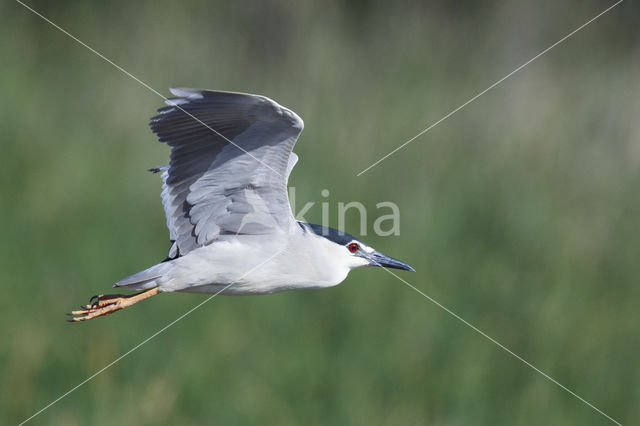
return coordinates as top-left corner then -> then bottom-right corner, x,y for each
348,243 -> 360,253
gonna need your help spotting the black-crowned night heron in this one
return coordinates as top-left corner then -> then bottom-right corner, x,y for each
70,89 -> 414,321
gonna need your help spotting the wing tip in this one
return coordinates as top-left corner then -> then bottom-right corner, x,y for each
148,165 -> 169,173
169,87 -> 204,100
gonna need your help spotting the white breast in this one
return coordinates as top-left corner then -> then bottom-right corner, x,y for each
158,228 -> 354,295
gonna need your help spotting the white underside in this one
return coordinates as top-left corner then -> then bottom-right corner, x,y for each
116,227 -> 367,295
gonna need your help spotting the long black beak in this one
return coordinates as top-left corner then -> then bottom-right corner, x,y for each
367,251 -> 415,272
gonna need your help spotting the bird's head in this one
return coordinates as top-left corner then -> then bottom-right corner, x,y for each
304,223 -> 415,272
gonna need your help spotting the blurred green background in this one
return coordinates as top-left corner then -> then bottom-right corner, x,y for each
1,0 -> 639,424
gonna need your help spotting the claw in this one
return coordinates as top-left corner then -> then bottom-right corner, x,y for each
67,287 -> 160,322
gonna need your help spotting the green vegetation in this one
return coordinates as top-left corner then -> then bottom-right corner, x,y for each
1,0 -> 638,424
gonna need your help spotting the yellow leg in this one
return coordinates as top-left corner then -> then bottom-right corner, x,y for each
69,287 -> 160,322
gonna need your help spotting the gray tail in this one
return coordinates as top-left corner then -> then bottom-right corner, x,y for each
114,263 -> 171,291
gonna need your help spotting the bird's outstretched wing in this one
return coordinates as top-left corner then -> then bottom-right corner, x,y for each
149,88 -> 304,258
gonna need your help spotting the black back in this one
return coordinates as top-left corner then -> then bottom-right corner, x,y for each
300,222 -> 358,245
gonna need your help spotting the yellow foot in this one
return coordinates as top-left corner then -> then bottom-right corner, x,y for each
68,287 -> 160,322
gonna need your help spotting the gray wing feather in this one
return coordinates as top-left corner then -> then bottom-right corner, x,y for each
285,152 -> 298,184
149,88 -> 304,257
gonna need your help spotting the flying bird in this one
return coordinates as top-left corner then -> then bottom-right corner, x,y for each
70,89 -> 414,321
